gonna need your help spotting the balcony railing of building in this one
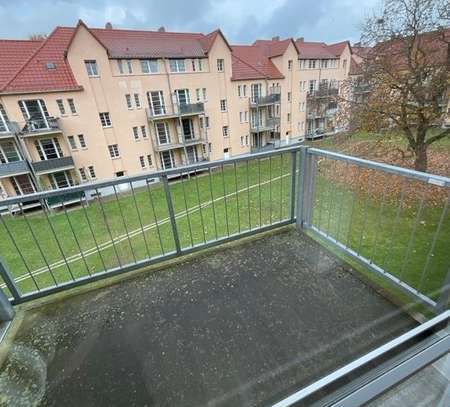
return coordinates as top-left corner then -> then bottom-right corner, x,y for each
153,133 -> 207,152
0,160 -> 30,178
250,117 -> 280,132
0,123 -> 14,139
20,117 -> 61,137
307,87 -> 339,98
31,156 -> 75,174
146,102 -> 205,120
249,92 -> 281,107
353,83 -> 372,94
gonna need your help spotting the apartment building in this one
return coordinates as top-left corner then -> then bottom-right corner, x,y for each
0,21 -> 352,208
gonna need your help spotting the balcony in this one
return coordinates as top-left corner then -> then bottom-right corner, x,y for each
20,117 -> 62,137
249,93 -> 281,107
31,156 -> 75,174
0,123 -> 14,139
250,117 -> 280,132
353,83 -> 372,94
0,160 -> 29,178
307,87 -> 339,98
0,147 -> 449,406
146,102 -> 205,120
153,134 -> 207,152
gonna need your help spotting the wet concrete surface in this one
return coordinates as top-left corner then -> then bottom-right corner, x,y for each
0,228 -> 416,407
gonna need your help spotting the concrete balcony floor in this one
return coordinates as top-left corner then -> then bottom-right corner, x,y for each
0,227 -> 416,407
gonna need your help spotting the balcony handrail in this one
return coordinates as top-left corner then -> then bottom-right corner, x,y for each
21,117 -> 59,133
147,102 -> 205,118
250,93 -> 281,105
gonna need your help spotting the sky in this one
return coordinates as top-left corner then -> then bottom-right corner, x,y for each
0,0 -> 380,44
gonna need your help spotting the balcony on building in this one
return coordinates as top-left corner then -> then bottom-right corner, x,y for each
250,117 -> 280,132
146,102 -> 205,121
20,117 -> 62,138
31,156 -> 75,175
307,87 -> 339,99
0,160 -> 30,178
152,132 -> 207,152
249,89 -> 281,108
0,122 -> 15,140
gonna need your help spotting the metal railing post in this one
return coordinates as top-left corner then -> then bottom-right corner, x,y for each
436,267 -> 450,313
296,146 -> 315,229
162,174 -> 182,254
289,150 -> 298,222
0,258 -> 21,306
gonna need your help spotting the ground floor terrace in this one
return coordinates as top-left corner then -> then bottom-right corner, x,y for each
0,146 -> 448,406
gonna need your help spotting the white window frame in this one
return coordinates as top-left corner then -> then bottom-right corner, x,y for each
220,99 -> 227,112
156,122 -> 170,145
169,59 -> 186,73
148,91 -> 166,116
217,58 -> 224,72
67,135 -> 77,150
85,60 -> 99,77
134,94 -> 141,109
88,165 -> 96,179
56,99 -> 66,115
0,104 -> 9,133
125,94 -> 133,110
108,144 -> 120,159
140,59 -> 159,74
67,98 -> 77,115
132,126 -> 139,140
78,134 -> 86,149
99,112 -> 112,127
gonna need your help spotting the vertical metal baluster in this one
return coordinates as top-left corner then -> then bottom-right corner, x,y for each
357,170 -> 375,255
370,182 -> 389,263
208,167 -> 219,240
180,173 -> 194,247
325,159 -> 339,236
381,179 -> 408,271
146,180 -> 165,255
279,153 -> 284,222
258,158 -> 262,227
345,189 -> 358,249
316,159 -> 326,231
95,188 -> 122,268
40,199 -> 75,281
335,162 -> 349,242
162,174 -> 181,254
234,162 -> 241,232
129,182 -> 151,259
0,215 -> 39,291
269,156 -> 273,224
80,196 -> 107,271
113,185 -> 137,264
60,196 -> 91,276
399,189 -> 426,280
221,164 -> 230,236
246,160 -> 251,230
418,195 -> 449,291
194,169 -> 207,243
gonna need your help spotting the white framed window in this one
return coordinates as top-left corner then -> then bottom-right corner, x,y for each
202,88 -> 207,101
134,94 -> 141,109
67,98 -> 77,114
251,83 -> 262,103
0,103 -> 10,133
287,113 -> 291,122
147,154 -> 153,166
244,111 -> 248,122
242,84 -> 247,97
208,142 -> 212,153
156,122 -> 170,145
56,99 -> 66,115
205,116 -> 210,128
85,60 -> 98,77
78,134 -> 86,148
139,155 -> 146,169
34,138 -> 63,160
288,92 -> 291,102
126,59 -> 133,74
288,60 -> 293,70
117,59 -> 124,74
132,126 -> 139,140
0,141 -> 21,163
147,91 -> 166,116
79,167 -> 87,181
108,144 -> 120,159
321,59 -> 328,69
217,58 -> 224,72
309,80 -> 317,93
141,125 -> 147,139
88,166 -> 96,179
299,59 -> 307,69
67,135 -> 77,150
222,125 -> 229,137
192,59 -> 203,72
49,171 -> 74,189
99,112 -> 112,127
309,60 -> 317,69
159,150 -> 175,169
196,88 -> 201,102
240,136 -> 244,146
238,85 -> 242,97
169,59 -> 186,73
245,135 -> 249,145
140,59 -> 159,74
125,94 -> 133,109
343,59 -> 347,70
220,99 -> 227,112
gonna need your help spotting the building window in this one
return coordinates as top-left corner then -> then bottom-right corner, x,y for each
159,150 -> 175,169
217,58 -> 224,72
245,135 -> 249,145
288,60 -> 293,70
126,59 -> 133,74
49,171 -> 74,189
99,112 -> 112,127
169,59 -> 186,73
78,134 -> 86,148
308,80 -> 316,93
220,99 -> 227,112
0,141 -> 21,163
132,126 -> 139,140
205,116 -> 210,128
125,94 -> 133,109
222,125 -> 229,137
321,59 -> 328,69
240,112 -> 243,123
244,111 -> 248,122
88,165 -> 96,179
251,83 -> 262,103
85,60 -> 98,76
67,98 -> 77,114
79,167 -> 87,182
147,91 -> 166,116
140,59 -> 159,74
343,59 -> 347,70
287,113 -> 291,122
108,144 -> 120,159
117,59 -> 124,74
139,155 -> 146,169
10,175 -> 35,195
308,59 -> 316,69
116,171 -> 125,177
192,59 -> 203,72
240,136 -> 244,146
34,138 -> 63,161
147,154 -> 153,166
288,92 -> 291,102
68,135 -> 77,150
0,103 -> 9,133
156,122 -> 170,145
238,85 -> 242,97
141,125 -> 147,139
134,93 -> 141,109
56,99 -> 66,115
202,88 -> 207,101
299,59 -> 306,69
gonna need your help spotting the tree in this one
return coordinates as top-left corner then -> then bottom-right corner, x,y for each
343,0 -> 450,172
28,33 -> 47,41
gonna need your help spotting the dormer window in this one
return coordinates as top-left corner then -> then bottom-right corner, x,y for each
46,62 -> 56,70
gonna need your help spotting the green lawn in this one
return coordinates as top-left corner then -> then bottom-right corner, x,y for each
0,148 -> 448,308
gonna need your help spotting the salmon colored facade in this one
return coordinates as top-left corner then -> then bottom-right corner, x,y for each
0,21 -> 352,207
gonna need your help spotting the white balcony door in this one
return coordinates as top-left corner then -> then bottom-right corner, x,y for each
182,118 -> 194,140
156,122 -> 170,145
148,91 -> 166,116
251,83 -> 262,103
175,89 -> 190,106
159,150 -> 175,169
19,99 -> 50,129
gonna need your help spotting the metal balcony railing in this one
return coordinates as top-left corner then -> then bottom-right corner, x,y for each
249,93 -> 281,107
307,87 -> 339,98
21,117 -> 61,136
153,134 -> 206,151
250,117 -> 280,132
146,102 -> 205,120
0,160 -> 30,177
31,156 -> 75,174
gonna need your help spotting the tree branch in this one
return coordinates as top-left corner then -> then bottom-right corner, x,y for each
425,128 -> 450,145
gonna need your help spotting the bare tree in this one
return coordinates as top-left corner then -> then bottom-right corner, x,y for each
342,0 -> 450,172
28,33 -> 47,41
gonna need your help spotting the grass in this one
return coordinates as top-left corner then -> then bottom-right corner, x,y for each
0,146 -> 448,309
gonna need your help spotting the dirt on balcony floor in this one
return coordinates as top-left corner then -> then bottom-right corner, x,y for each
0,227 -> 416,407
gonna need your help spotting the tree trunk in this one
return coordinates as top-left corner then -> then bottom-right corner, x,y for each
414,143 -> 428,172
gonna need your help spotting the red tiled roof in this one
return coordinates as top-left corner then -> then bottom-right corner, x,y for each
231,45 -> 284,81
89,27 -> 230,59
1,27 -> 81,94
327,41 -> 349,56
295,41 -> 337,59
0,40 -> 43,89
253,38 -> 296,57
